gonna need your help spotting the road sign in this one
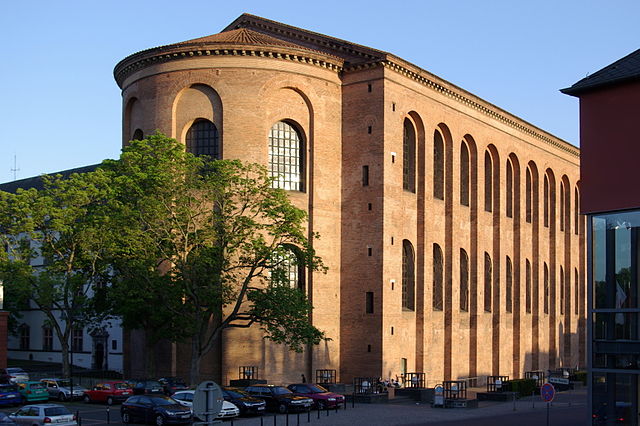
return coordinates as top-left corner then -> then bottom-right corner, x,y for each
540,382 -> 555,403
192,381 -> 223,425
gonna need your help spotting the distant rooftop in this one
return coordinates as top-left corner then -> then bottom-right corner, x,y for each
562,48 -> 640,96
0,164 -> 99,194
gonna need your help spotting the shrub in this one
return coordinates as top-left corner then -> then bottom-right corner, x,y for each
505,378 -> 537,397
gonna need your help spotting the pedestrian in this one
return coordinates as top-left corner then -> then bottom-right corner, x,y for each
301,374 -> 306,383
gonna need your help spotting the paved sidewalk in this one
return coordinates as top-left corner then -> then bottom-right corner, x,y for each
230,387 -> 587,426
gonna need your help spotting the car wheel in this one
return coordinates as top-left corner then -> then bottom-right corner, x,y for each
155,415 -> 164,426
278,403 -> 288,414
107,396 -> 114,406
122,412 -> 131,423
58,392 -> 66,401
83,395 -> 91,403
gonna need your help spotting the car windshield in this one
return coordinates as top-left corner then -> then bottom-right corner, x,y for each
150,396 -> 178,406
147,381 -> 162,388
114,383 -> 130,390
224,389 -> 249,399
29,383 -> 45,389
272,387 -> 292,395
307,385 -> 328,393
7,369 -> 24,374
44,407 -> 71,416
0,384 -> 17,392
57,380 -> 71,388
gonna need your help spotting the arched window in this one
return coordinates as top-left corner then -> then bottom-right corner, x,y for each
433,130 -> 444,199
544,175 -> 550,227
526,259 -> 532,313
506,256 -> 513,313
271,246 -> 305,292
19,324 -> 30,350
560,266 -> 565,315
484,252 -> 492,312
403,119 -> 416,193
484,151 -> 493,212
506,160 -> 514,218
460,249 -> 469,311
269,121 -> 303,191
525,167 -> 532,223
433,244 -> 443,311
574,188 -> 580,235
544,263 -> 549,314
186,119 -> 220,159
574,268 -> 579,315
132,129 -> 144,141
560,182 -> 565,231
402,240 -> 415,311
460,141 -> 470,206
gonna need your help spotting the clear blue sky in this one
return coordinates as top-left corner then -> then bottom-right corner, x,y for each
1,0 -> 638,184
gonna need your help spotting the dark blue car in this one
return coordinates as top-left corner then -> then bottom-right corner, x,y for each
0,384 -> 21,406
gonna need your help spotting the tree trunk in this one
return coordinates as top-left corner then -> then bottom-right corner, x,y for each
60,341 -> 70,378
189,336 -> 203,386
144,332 -> 156,378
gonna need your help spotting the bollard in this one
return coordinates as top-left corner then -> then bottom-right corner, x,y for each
512,392 -> 516,411
335,403 -> 338,414
273,414 -> 276,426
231,419 -> 234,426
326,405 -> 329,416
532,389 -> 535,409
106,406 -> 110,424
286,412 -> 289,426
260,416 -> 264,426
307,409 -> 310,423
317,407 -> 320,419
76,411 -> 81,426
352,392 -> 355,408
296,412 -> 300,426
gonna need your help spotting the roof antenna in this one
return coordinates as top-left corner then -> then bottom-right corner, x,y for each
10,154 -> 19,181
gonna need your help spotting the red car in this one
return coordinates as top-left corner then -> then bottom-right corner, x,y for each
286,384 -> 345,409
83,381 -> 133,405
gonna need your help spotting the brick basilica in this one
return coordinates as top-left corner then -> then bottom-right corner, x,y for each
114,13 -> 585,386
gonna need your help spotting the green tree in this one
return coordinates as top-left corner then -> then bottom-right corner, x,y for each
0,170 -> 114,378
104,133 -> 327,384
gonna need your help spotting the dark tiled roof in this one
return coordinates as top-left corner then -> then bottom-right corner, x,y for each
178,28 -> 322,54
0,164 -> 99,194
562,48 -> 640,96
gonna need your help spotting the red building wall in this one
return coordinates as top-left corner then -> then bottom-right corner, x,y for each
579,81 -> 640,214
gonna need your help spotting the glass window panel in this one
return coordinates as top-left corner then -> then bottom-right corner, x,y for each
269,122 -> 303,191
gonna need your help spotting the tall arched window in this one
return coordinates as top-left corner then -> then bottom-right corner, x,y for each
433,244 -> 443,311
269,121 -> 303,191
186,119 -> 220,159
544,175 -> 550,227
484,252 -> 492,312
560,182 -> 565,231
526,259 -> 532,313
560,266 -> 565,315
506,256 -> 513,313
460,249 -> 469,311
433,130 -> 444,199
526,167 -> 532,223
402,240 -> 415,311
460,141 -> 470,206
506,160 -> 514,218
544,263 -> 549,314
574,188 -> 580,235
403,119 -> 416,193
19,324 -> 30,350
271,246 -> 305,292
484,151 -> 493,212
574,268 -> 579,315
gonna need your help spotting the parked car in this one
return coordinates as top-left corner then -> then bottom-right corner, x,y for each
131,380 -> 164,395
158,378 -> 188,395
40,379 -> 87,401
0,384 -> 21,407
221,387 -> 266,416
9,404 -> 76,426
83,381 -> 133,405
287,383 -> 345,409
0,370 -> 28,384
171,390 -> 239,420
15,382 -> 48,403
0,412 -> 17,425
243,385 -> 313,414
120,395 -> 192,425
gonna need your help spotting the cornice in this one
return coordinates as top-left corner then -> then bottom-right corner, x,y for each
114,43 -> 344,88
344,60 -> 579,158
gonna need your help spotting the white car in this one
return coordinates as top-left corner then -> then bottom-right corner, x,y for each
40,379 -> 87,401
9,404 -> 77,426
172,390 -> 240,419
2,368 -> 29,384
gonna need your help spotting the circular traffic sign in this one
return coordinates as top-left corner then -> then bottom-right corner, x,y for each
540,382 -> 555,402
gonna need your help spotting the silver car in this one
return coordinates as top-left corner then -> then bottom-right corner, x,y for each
40,379 -> 87,401
9,404 -> 77,426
